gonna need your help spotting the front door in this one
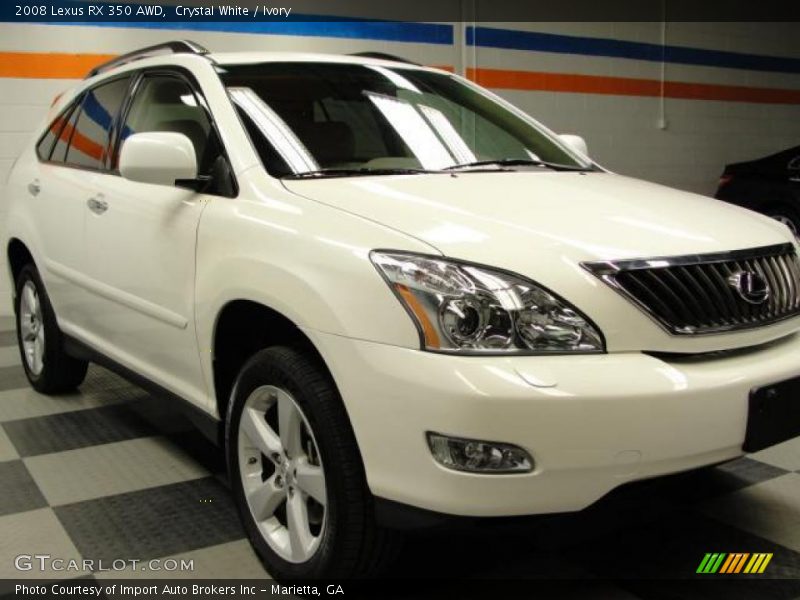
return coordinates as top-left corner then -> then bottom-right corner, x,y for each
83,73 -> 229,407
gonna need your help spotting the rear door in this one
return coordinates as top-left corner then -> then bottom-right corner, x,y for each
84,70 -> 233,406
30,76 -> 132,329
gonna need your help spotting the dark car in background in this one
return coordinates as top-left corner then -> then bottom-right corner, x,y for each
715,146 -> 800,236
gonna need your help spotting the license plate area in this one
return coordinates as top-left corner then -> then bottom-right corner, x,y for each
744,376 -> 800,452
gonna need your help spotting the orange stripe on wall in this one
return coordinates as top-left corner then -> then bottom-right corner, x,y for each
51,117 -> 104,161
0,52 -> 115,79
1,51 -> 798,105
467,67 -> 800,105
0,51 -> 451,79
62,125 -> 104,161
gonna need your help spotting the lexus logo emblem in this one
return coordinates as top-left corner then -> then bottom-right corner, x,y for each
728,271 -> 770,305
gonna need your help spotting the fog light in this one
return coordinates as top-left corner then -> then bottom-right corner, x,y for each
426,432 -> 533,473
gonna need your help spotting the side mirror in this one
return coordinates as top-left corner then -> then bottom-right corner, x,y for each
119,132 -> 198,187
558,134 -> 589,158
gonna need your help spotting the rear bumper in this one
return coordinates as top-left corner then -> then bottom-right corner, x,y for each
306,329 -> 800,517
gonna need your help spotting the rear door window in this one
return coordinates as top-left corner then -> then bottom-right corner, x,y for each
64,76 -> 131,170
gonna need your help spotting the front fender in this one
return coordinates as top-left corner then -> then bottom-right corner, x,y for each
194,171 -> 437,398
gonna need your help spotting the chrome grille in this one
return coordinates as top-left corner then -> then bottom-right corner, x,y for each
582,243 -> 800,334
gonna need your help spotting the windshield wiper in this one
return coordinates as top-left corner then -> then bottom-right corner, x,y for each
283,167 -> 432,179
443,158 -> 591,172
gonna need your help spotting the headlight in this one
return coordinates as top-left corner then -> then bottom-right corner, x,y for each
371,251 -> 604,354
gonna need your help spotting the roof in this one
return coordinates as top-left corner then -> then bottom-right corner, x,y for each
86,41 -> 439,81
212,52 -> 437,72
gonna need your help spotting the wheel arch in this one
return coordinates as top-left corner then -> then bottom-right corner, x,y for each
211,299 -> 339,428
7,238 -> 35,300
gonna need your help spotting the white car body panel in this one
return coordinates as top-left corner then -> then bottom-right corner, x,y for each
306,328 -> 800,515
283,172 -> 800,354
4,50 -> 800,517
73,171 -> 210,406
193,168 -> 436,407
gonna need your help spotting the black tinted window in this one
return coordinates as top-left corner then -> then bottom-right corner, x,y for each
36,124 -> 58,160
65,77 -> 130,169
50,100 -> 82,163
235,106 -> 290,176
119,75 -> 219,174
221,62 -> 587,175
38,101 -> 78,162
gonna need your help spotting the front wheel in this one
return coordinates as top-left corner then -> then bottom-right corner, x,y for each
15,264 -> 88,393
226,346 -> 399,579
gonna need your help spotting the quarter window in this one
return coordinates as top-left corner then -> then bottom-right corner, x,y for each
50,100 -> 82,164
36,105 -> 70,160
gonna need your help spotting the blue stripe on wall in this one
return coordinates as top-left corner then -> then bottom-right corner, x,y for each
467,26 -> 800,75
48,18 -> 453,45
81,89 -> 112,130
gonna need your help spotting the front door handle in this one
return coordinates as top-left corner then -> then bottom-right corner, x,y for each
87,196 -> 108,215
27,180 -> 40,196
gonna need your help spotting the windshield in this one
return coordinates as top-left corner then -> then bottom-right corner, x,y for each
219,62 -> 591,177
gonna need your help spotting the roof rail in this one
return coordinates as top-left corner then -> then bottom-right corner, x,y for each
349,52 -> 420,66
86,40 -> 209,79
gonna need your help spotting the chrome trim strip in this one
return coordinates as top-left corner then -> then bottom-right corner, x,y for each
582,243 -> 794,276
582,243 -> 800,336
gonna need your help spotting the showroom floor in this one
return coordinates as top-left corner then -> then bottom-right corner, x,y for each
1,316 -> 800,598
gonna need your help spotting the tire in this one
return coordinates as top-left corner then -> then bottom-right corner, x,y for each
15,264 -> 88,393
226,346 -> 400,579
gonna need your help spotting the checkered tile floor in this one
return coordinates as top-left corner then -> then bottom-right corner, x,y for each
1,315 -> 800,597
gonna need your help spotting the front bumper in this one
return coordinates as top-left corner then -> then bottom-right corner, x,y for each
305,329 -> 800,517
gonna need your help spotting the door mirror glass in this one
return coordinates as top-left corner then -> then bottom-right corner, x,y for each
558,134 -> 589,158
119,132 -> 198,186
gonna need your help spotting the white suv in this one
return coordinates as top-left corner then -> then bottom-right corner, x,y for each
5,41 -> 800,579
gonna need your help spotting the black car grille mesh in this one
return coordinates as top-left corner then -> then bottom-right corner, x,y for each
583,243 -> 800,334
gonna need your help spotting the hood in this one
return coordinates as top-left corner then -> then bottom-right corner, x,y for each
283,171 -> 789,262
283,171 -> 797,352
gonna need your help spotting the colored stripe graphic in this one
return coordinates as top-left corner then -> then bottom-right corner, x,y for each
710,553 -> 726,573
720,553 -> 750,573
697,553 -> 726,573
467,27 -> 800,75
758,553 -> 773,573
696,553 -> 715,573
467,68 -> 800,105
745,553 -> 773,574
718,553 -> 736,573
698,552 -> 773,574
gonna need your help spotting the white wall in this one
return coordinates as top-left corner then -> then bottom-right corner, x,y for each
0,20 -> 799,315
477,22 -> 800,194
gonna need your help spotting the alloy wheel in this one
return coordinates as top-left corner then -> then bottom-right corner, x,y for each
19,280 -> 45,376
237,385 -> 327,563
